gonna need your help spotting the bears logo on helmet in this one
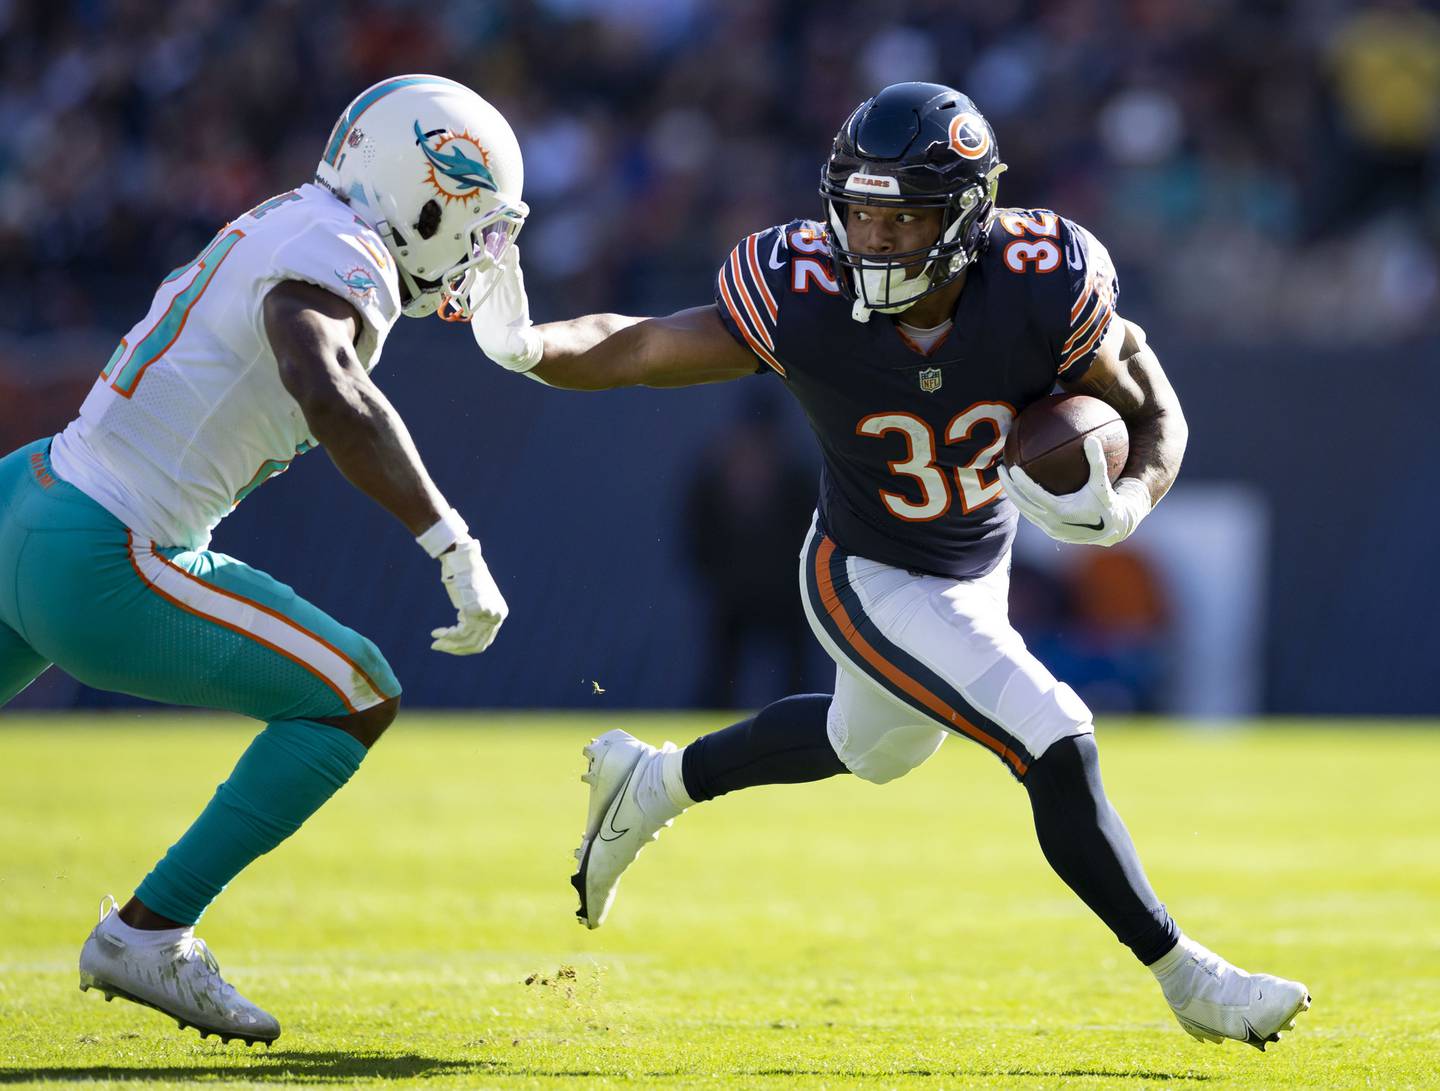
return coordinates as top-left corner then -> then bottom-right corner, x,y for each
820,82 -> 1006,322
948,113 -> 991,160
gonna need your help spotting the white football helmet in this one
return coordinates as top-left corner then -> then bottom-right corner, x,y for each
315,75 -> 527,320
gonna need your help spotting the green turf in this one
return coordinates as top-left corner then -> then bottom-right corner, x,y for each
1,713 -> 1436,1088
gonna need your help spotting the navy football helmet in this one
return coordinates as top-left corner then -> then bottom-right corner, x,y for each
820,82 -> 1006,321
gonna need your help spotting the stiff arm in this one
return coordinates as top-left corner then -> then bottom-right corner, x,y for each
1061,316 -> 1188,507
528,305 -> 759,390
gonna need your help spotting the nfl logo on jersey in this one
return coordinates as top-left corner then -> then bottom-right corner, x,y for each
918,367 -> 943,393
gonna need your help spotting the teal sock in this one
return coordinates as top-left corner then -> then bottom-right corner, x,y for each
134,720 -> 367,925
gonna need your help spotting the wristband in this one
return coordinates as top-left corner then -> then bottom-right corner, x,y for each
417,507 -> 469,558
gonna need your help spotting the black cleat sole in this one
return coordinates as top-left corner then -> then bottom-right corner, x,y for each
1179,990 -> 1312,1051
1244,991 -> 1312,1052
571,836 -> 594,926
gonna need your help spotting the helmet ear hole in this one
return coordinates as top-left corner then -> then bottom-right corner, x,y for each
416,200 -> 442,240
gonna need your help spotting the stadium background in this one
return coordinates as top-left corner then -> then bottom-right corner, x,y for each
2,0 -> 1437,715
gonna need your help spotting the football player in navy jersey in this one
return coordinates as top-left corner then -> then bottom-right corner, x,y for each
473,83 -> 1309,1048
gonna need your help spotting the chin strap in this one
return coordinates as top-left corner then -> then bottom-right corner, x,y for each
437,296 -> 468,322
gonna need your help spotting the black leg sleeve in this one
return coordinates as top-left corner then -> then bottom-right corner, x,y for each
1024,734 -> 1180,965
681,693 -> 848,803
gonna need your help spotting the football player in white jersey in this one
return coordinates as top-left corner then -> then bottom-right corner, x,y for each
0,76 -> 525,1044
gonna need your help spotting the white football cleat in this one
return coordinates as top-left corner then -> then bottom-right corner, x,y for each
570,729 -> 676,929
1157,936 -> 1310,1050
78,896 -> 280,1046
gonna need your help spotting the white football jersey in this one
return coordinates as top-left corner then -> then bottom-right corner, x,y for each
51,184 -> 402,550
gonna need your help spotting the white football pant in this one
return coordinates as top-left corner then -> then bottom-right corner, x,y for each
799,517 -> 1093,783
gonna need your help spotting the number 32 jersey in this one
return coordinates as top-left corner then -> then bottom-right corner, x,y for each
715,210 -> 1118,580
51,184 -> 402,551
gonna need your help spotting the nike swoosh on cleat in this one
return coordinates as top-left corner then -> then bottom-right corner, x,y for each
1063,518 -> 1105,531
597,764 -> 640,842
1241,1017 -> 1274,1050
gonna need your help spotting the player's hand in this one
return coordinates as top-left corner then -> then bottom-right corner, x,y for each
997,435 -> 1152,547
470,245 -> 543,373
430,538 -> 508,655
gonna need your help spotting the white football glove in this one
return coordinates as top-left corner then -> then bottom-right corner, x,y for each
996,434 -> 1152,547
430,538 -> 508,655
470,245 -> 543,373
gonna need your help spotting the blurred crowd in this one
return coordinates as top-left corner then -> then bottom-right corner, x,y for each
2,0 -> 1439,365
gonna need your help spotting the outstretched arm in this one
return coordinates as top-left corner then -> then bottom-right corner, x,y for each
530,306 -> 760,390
264,279 -> 507,655
470,247 -> 759,390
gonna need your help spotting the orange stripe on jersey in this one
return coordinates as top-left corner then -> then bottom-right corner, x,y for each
1060,308 -> 1112,372
1063,294 -> 1107,353
1069,278 -> 1094,322
745,234 -> 778,320
729,249 -> 775,350
896,325 -> 953,358
117,229 -> 245,399
356,234 -> 390,271
718,269 -> 786,376
812,536 -> 1028,777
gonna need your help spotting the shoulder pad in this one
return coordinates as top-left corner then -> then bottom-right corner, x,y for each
270,202 -> 403,352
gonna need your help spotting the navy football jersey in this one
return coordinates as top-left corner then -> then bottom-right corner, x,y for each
714,210 -> 1119,580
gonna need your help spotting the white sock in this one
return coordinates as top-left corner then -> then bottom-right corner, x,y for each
1148,935 -> 1191,980
658,746 -> 694,810
101,911 -> 190,946
634,744 -> 692,820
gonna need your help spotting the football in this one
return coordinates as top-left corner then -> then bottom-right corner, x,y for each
1003,393 -> 1128,495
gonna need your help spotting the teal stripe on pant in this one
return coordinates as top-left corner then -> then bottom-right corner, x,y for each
136,720 -> 368,925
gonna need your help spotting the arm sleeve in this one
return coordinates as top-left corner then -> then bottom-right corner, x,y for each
713,225 -> 788,377
268,219 -> 403,367
1052,218 -> 1119,382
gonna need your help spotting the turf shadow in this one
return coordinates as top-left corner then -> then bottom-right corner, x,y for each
988,1070 -> 1212,1083
0,1052 -> 504,1084
362,1066 -> 1211,1082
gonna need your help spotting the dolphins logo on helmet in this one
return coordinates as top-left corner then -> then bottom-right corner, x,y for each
413,121 -> 498,202
316,75 -> 527,321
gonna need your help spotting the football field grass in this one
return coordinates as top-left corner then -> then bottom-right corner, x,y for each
1,713 -> 1437,1089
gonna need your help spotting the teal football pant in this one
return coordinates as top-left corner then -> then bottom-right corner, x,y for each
0,438 -> 402,923
0,438 -> 397,717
